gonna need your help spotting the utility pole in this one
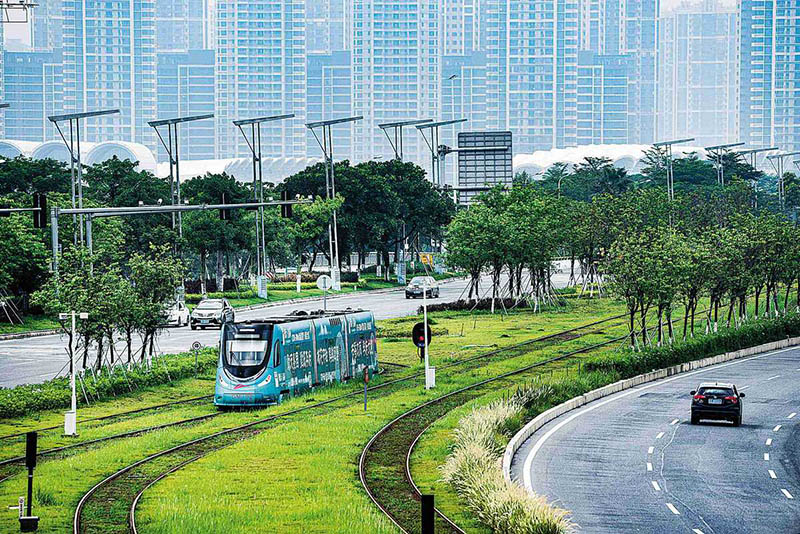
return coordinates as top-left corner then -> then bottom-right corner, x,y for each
148,114 -> 215,238
652,138 -> 695,202
704,142 -> 745,187
60,311 -> 88,436
306,116 -> 363,291
49,109 -> 120,247
233,113 -> 295,278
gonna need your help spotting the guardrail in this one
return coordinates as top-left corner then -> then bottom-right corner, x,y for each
502,335 -> 800,483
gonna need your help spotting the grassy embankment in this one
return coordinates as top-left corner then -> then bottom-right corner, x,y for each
0,297 -> 628,534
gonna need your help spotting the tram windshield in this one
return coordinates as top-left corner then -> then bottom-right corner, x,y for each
226,340 -> 268,367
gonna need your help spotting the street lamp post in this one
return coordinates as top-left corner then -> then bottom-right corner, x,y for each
306,116 -> 363,291
377,119 -> 432,160
766,151 -> 800,211
416,118 -> 468,187
148,114 -> 215,238
233,113 -> 295,277
48,109 -> 120,247
60,311 -> 88,436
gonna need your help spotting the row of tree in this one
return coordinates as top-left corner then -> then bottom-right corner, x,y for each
0,155 -> 455,299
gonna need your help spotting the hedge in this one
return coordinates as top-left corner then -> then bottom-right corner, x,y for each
0,348 -> 219,420
583,313 -> 800,378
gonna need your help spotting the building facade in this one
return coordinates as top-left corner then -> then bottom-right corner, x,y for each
61,0 -> 157,149
658,4 -> 737,146
215,0 -> 307,158
3,51 -> 62,142
738,0 -> 800,152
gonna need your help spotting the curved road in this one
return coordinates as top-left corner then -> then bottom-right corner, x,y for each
511,345 -> 800,534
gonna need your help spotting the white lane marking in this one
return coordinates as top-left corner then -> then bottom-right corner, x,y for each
519,345 -> 800,491
740,385 -> 751,390
766,438 -> 773,446
769,470 -> 777,479
693,529 -> 705,534
788,413 -> 796,419
774,425 -> 782,432
764,453 -> 770,461
651,480 -> 661,491
666,503 -> 681,515
781,489 -> 794,499
767,375 -> 781,381
647,462 -> 653,472
656,431 -> 665,439
670,419 -> 679,425
648,446 -> 655,454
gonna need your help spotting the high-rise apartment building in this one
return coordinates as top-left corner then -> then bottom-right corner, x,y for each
3,50 -> 63,142
62,0 -> 157,149
215,0 -> 306,158
738,0 -> 800,152
306,0 -> 347,54
155,0 -> 213,52
658,2 -> 737,147
484,0 -> 579,153
577,52 -> 632,145
31,0 -> 63,52
306,51 -> 353,158
349,0 -> 440,164
156,50 -> 215,160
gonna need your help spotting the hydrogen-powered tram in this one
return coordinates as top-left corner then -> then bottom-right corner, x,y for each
214,309 -> 378,407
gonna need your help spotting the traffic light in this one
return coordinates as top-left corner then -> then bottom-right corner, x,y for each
411,322 -> 432,349
219,193 -> 231,221
281,190 -> 292,218
32,193 -> 47,228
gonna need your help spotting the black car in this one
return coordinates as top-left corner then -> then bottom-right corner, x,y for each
190,299 -> 236,330
405,276 -> 440,299
690,382 -> 744,426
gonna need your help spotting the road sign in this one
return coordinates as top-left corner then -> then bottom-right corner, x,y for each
316,275 -> 333,291
257,275 -> 268,299
419,253 -> 433,266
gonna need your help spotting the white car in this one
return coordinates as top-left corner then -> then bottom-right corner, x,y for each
165,302 -> 190,327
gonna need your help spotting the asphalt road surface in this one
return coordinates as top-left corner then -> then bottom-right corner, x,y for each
511,345 -> 800,534
0,268 -> 570,388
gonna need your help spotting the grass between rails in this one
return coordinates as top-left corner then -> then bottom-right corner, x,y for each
0,297 -> 630,533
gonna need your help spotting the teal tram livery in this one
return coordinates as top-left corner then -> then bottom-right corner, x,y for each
214,309 -> 378,407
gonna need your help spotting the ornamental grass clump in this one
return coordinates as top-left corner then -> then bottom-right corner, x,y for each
441,394 -> 573,534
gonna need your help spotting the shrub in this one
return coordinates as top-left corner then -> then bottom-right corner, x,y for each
0,348 -> 218,419
441,392 -> 573,534
583,313 -> 800,378
420,297 -> 566,314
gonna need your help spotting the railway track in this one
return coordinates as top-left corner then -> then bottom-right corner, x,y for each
65,313 -> 627,534
358,307 -> 715,534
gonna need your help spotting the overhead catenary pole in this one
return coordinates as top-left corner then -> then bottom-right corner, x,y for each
306,115 -> 362,291
234,113 -> 295,276
148,114 -> 215,238
48,109 -> 120,247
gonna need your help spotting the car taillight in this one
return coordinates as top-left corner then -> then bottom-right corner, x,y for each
725,396 -> 738,404
693,394 -> 705,400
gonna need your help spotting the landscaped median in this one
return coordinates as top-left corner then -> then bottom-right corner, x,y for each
417,313 -> 800,534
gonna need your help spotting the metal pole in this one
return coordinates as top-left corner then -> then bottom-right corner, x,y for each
51,207 -> 59,278
329,125 -> 340,276
70,311 -> 76,414
68,121 -> 77,246
167,125 -> 176,231
76,119 -> 84,245
174,124 -> 183,237
251,123 -> 262,277
86,214 -> 93,274
257,123 -> 266,275
423,278 -> 430,389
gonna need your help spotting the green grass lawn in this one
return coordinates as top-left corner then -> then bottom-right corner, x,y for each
0,315 -> 60,335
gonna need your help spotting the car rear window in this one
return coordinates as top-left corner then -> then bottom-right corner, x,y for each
699,387 -> 734,396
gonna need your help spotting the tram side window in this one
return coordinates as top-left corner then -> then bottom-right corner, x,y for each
273,343 -> 281,367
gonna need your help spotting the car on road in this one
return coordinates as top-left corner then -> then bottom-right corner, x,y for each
191,299 -> 235,330
164,302 -> 190,327
690,382 -> 745,426
405,276 -> 440,299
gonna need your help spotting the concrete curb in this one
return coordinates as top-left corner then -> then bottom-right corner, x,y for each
0,328 -> 61,341
501,335 -> 800,483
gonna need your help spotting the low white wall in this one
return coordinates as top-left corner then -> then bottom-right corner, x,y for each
502,336 -> 800,483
